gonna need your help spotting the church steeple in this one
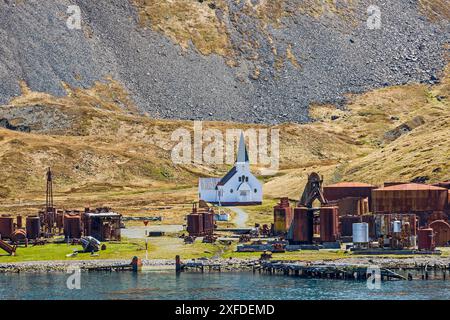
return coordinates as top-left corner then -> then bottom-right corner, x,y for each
236,132 -> 249,164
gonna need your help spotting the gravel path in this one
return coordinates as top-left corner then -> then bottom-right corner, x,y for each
229,207 -> 249,228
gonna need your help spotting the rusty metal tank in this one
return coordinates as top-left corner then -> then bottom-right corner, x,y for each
372,183 -> 448,213
202,212 -> 215,235
418,228 -> 435,251
339,215 -> 362,237
273,198 -> 293,235
429,220 -> 450,247
292,207 -> 314,243
187,214 -> 204,236
361,214 -> 376,239
0,216 -> 14,239
63,215 -> 82,239
16,215 -> 23,229
323,182 -> 377,207
26,216 -> 41,239
320,206 -> 339,242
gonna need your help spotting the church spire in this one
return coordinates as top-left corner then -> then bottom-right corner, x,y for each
237,132 -> 249,163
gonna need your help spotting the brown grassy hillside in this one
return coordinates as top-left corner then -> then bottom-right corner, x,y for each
0,64 -> 448,215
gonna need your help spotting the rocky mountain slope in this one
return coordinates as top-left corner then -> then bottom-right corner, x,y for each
0,0 -> 449,123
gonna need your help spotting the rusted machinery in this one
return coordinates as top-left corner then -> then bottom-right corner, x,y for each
319,206 -> 339,242
82,207 -> 122,241
374,214 -> 418,249
273,197 -> 293,235
299,172 -> 327,208
11,229 -> 27,244
292,207 -> 314,244
0,216 -> 14,239
186,202 -> 215,237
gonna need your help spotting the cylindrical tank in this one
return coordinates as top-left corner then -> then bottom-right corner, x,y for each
320,206 -> 339,242
63,215 -> 82,239
353,223 -> 369,243
16,215 -> 23,229
0,216 -> 14,239
26,216 -> 41,239
340,215 -> 362,237
202,212 -> 215,235
361,214 -> 376,239
292,207 -> 313,243
418,228 -> 435,251
429,220 -> 450,247
187,214 -> 204,236
392,220 -> 402,233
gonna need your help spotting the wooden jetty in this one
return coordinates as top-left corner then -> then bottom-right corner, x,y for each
257,261 -> 406,281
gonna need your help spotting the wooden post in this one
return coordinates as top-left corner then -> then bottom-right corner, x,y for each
175,255 -> 181,273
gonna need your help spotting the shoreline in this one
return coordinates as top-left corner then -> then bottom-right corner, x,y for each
1,256 -> 450,274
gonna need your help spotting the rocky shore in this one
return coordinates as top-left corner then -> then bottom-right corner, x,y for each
2,256 -> 450,273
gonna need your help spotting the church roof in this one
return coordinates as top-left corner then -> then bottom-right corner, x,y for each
217,166 -> 237,186
199,178 -> 221,190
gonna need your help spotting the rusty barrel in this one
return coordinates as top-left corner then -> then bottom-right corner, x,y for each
26,216 -> 41,239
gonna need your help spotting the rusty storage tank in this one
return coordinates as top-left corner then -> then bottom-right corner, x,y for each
0,216 -> 14,239
372,183 -> 448,214
56,212 -> 64,229
418,228 -> 435,251
320,206 -> 339,242
187,214 -> 204,236
16,215 -> 23,229
324,182 -> 377,208
63,215 -> 82,239
429,220 -> 450,247
273,198 -> 293,235
361,215 -> 376,239
202,212 -> 215,235
26,216 -> 41,239
292,207 -> 314,243
339,215 -> 362,237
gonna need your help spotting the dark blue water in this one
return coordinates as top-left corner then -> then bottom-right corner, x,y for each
0,271 -> 449,300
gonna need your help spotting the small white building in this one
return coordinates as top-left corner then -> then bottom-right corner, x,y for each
198,133 -> 263,206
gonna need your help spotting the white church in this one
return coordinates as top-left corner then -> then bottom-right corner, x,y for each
198,133 -> 263,206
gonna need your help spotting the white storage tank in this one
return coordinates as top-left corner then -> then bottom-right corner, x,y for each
392,220 -> 402,233
353,222 -> 369,243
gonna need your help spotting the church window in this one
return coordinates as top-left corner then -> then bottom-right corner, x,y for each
254,189 -> 257,193
230,189 -> 233,193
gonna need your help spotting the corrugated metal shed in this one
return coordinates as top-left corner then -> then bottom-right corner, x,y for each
323,182 -> 377,208
372,183 -> 448,213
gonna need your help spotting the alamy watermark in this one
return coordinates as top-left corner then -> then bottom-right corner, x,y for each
366,265 -> 381,290
66,265 -> 81,290
171,122 -> 279,176
66,5 -> 81,30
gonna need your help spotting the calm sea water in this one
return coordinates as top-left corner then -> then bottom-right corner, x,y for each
0,271 -> 448,300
